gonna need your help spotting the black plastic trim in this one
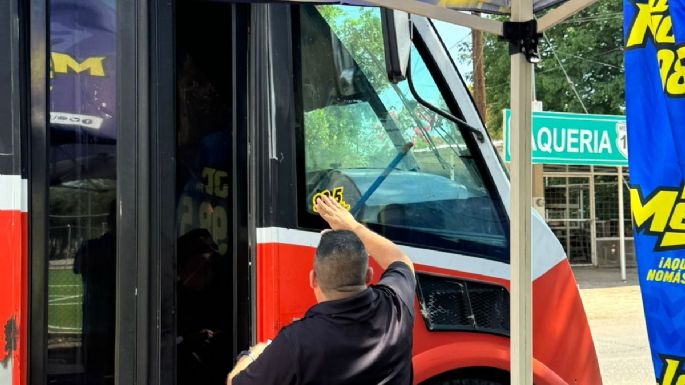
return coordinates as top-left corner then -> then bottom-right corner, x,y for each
269,4 -> 299,230
28,0 -> 49,381
420,366 -> 510,385
117,0 -> 149,382
0,0 -> 24,175
232,3 -> 252,357
502,19 -> 541,63
149,0 -> 176,383
405,64 -> 484,143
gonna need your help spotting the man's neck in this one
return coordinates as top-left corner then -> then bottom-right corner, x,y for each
320,286 -> 366,302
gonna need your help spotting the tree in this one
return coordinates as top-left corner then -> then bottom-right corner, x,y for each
475,0 -> 623,139
304,5 -> 451,169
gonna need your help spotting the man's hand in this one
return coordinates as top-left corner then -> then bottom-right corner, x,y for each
315,195 -> 360,231
249,342 -> 268,359
227,341 -> 271,384
317,193 -> 414,273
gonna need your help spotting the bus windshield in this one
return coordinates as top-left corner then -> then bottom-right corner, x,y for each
297,5 -> 508,261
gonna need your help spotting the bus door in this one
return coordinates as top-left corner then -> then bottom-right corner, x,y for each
40,1 -> 119,383
174,2 -> 250,384
29,0 -> 251,384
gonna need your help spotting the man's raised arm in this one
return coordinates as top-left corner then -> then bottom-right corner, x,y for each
315,195 -> 414,273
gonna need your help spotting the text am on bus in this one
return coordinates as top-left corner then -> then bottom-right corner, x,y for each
0,0 -> 602,384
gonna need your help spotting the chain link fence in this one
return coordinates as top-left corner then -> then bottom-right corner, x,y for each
48,211 -> 109,343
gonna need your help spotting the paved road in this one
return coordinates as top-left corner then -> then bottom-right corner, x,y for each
573,267 -> 655,385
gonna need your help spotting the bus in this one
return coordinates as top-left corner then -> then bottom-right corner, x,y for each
0,0 -> 602,384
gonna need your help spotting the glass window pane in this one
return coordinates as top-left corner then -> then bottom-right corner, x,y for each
48,0 -> 117,383
175,3 -> 234,384
543,164 -> 567,173
297,5 -> 507,260
567,165 -> 590,172
593,166 -> 617,174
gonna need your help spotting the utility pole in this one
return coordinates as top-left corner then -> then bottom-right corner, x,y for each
471,12 -> 487,119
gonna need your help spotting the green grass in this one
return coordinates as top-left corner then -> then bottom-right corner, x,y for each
48,268 -> 83,333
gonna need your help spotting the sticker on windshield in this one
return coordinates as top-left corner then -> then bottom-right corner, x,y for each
312,187 -> 350,213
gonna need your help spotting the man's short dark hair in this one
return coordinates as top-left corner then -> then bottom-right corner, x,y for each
315,230 -> 368,293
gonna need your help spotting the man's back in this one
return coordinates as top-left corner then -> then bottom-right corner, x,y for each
233,261 -> 415,385
228,196 -> 416,385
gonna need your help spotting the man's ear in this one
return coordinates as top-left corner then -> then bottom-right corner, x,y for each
310,269 -> 317,289
365,266 -> 374,285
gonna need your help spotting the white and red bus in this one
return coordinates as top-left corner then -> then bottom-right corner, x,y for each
0,0 -> 601,384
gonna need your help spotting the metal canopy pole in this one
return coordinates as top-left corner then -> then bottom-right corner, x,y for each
618,167 -> 627,281
509,0 -> 534,382
359,0 -> 504,35
537,0 -> 601,32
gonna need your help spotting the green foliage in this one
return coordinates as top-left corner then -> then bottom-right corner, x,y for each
318,6 -> 387,92
475,0 -> 624,138
304,5 -> 473,176
303,6 -> 395,170
304,104 -> 395,170
49,180 -> 115,260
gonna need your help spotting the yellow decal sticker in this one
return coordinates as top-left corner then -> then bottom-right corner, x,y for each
625,0 -> 685,96
312,187 -> 351,213
51,52 -> 107,77
658,355 -> 685,385
178,167 -> 230,255
202,167 -> 229,199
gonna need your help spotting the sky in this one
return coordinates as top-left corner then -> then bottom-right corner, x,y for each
433,20 -> 473,83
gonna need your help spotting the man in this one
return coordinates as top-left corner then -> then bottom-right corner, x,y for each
73,201 -> 116,385
177,229 -> 231,385
228,195 -> 416,385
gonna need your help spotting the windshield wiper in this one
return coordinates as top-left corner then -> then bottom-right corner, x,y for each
350,142 -> 414,216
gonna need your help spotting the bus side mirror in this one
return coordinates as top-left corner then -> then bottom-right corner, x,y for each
381,8 -> 411,84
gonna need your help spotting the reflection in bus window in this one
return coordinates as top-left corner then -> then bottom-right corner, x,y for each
47,0 -> 117,383
297,5 -> 507,261
175,3 -> 234,384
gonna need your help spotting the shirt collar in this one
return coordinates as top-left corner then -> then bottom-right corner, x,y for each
305,287 -> 377,317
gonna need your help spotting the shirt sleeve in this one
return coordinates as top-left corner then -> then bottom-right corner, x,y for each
376,261 -> 417,312
231,331 -> 296,385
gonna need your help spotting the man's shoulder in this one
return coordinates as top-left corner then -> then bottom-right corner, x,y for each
276,317 -> 317,342
374,261 -> 416,315
376,261 -> 416,290
385,261 -> 414,275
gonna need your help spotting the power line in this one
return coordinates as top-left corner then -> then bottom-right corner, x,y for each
542,32 -> 589,113
544,45 -> 623,71
559,13 -> 622,24
447,31 -> 473,51
555,52 -> 623,70
483,48 -> 622,92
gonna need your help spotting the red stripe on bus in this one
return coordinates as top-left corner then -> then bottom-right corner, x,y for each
0,210 -> 27,385
19,211 -> 27,385
256,242 -> 601,385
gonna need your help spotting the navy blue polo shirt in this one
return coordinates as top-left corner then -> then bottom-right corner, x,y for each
233,261 -> 416,385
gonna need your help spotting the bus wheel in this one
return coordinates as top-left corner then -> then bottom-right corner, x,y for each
421,368 -> 510,385
433,380 -> 503,385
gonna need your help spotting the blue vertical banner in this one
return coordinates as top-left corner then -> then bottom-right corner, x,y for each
625,0 -> 685,383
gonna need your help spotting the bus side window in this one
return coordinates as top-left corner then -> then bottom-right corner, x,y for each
295,5 -> 508,261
